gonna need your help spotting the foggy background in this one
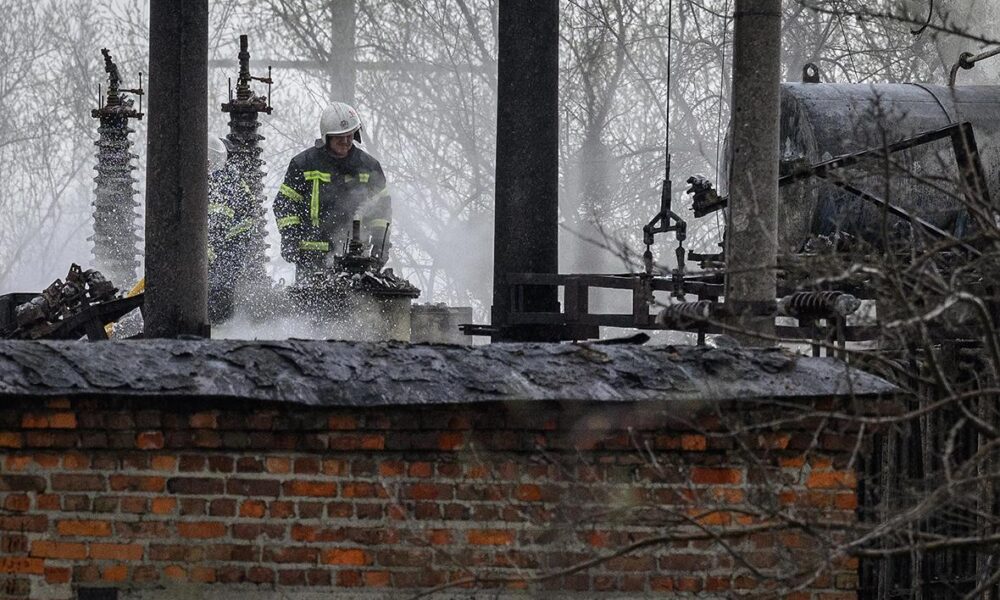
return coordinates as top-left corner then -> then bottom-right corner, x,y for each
0,0 -> 995,324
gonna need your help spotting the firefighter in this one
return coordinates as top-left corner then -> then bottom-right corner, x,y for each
273,102 -> 391,279
207,136 -> 256,323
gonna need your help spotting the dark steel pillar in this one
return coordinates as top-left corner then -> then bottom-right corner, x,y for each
725,0 -> 781,343
327,0 -> 357,104
491,0 -> 560,342
145,0 -> 209,338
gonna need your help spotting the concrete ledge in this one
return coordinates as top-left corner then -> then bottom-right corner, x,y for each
0,340 -> 895,405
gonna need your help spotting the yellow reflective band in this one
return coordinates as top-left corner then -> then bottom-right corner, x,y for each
208,203 -> 235,218
299,240 -> 330,252
303,171 -> 331,227
226,220 -> 254,240
303,171 -> 332,183
366,219 -> 390,230
371,186 -> 390,200
277,215 -> 301,230
344,174 -> 354,183
359,172 -> 370,183
279,184 -> 304,202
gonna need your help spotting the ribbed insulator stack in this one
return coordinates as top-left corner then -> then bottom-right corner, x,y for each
91,49 -> 143,290
221,34 -> 272,289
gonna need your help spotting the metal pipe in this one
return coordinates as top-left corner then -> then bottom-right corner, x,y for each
724,0 -> 781,344
144,0 -> 209,338
491,0 -> 560,342
949,47 -> 1000,86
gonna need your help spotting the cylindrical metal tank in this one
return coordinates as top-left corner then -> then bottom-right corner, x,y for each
726,83 -> 1000,251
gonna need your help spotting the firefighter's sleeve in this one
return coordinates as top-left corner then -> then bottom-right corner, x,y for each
274,160 -> 309,263
362,164 -> 392,247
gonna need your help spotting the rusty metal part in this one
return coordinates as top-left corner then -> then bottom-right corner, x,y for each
777,291 -> 860,319
220,34 -> 272,295
91,49 -> 143,289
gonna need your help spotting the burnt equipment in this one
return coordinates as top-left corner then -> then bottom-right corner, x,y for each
0,265 -> 143,341
91,49 -> 143,289
288,220 -> 419,341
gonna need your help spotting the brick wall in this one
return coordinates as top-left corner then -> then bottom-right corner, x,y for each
0,396 -> 868,599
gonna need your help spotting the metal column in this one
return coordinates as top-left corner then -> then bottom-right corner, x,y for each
491,0 -> 560,342
144,0 -> 209,338
724,0 -> 781,343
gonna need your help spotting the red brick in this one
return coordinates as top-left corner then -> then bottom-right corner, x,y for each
266,457 -> 291,473
328,415 -> 358,430
321,548 -> 371,566
379,461 -> 405,477
136,431 -> 164,450
807,470 -> 856,490
780,456 -> 806,468
151,497 -> 177,514
91,543 -> 144,561
438,432 -> 465,450
408,462 -> 433,478
51,473 -> 105,491
341,482 -> 375,498
467,530 -> 514,546
405,483 -> 444,500
58,520 -> 113,537
44,566 -> 71,583
3,494 -> 29,512
364,570 -> 391,587
240,500 -> 267,518
0,432 -> 21,448
681,434 -> 707,451
691,467 -> 742,485
191,566 -> 216,583
151,455 -> 177,471
32,540 -> 87,559
515,484 -> 543,502
164,564 -> 188,581
321,459 -> 347,475
111,475 -> 166,492
0,556 -> 45,575
189,412 -> 218,428
102,564 -> 128,582
284,481 -> 337,497
264,546 -> 319,564
178,522 -> 226,539
429,530 -> 452,545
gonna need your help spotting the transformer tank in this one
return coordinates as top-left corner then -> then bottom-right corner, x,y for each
739,82 -> 1000,251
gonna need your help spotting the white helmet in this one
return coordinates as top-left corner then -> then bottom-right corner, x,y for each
207,136 -> 227,172
319,102 -> 362,139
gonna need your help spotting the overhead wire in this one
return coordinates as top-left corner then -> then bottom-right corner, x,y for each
712,0 -> 732,240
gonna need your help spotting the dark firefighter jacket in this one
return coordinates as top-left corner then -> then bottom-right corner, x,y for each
208,163 -> 256,322
273,144 -> 391,266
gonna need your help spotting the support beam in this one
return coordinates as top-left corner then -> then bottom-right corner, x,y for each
491,0 -> 560,342
724,0 -> 781,344
144,0 -> 209,338
327,0 -> 357,103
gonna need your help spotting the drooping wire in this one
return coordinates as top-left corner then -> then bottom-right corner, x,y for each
911,0 -> 933,35
712,0 -> 732,240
